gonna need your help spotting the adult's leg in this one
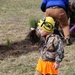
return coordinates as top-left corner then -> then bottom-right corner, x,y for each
45,8 -> 71,45
57,9 -> 71,45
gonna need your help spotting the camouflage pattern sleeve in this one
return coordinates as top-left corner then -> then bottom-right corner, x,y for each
54,35 -> 64,64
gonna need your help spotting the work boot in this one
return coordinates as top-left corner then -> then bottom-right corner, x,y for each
65,38 -> 72,46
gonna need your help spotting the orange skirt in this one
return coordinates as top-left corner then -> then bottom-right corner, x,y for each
36,58 -> 58,75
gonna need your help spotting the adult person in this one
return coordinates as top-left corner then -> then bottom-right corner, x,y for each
40,0 -> 72,45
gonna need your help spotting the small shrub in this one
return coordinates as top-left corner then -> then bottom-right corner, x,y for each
6,38 -> 11,49
29,17 -> 38,29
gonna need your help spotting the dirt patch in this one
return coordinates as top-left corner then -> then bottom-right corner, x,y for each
0,33 -> 75,60
0,34 -> 39,60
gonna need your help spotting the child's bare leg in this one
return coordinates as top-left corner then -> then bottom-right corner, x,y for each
34,70 -> 42,75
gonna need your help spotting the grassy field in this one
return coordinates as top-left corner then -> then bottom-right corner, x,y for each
0,0 -> 43,44
0,0 -> 75,75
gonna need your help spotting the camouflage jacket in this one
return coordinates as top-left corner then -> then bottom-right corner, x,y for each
39,34 -> 64,63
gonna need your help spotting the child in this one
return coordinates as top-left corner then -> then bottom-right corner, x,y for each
34,17 -> 64,75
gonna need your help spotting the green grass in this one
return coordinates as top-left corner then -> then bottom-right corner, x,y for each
0,0 -> 75,75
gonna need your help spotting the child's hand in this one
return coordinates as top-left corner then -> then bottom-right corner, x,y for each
54,62 -> 60,70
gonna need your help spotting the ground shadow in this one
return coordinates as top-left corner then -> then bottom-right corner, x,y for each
0,33 -> 75,60
0,34 -> 39,60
